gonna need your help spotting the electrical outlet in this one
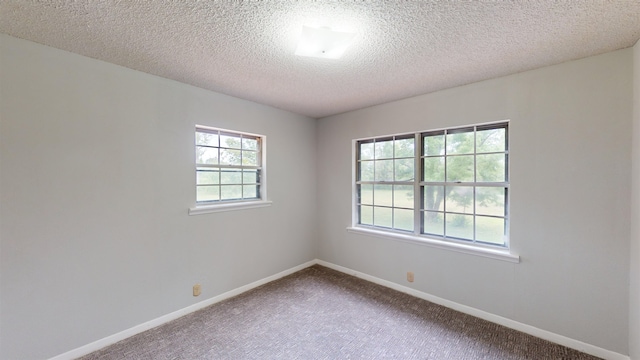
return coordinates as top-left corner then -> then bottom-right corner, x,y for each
407,272 -> 414,283
193,284 -> 201,296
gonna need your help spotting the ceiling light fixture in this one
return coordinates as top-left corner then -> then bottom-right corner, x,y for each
294,25 -> 356,59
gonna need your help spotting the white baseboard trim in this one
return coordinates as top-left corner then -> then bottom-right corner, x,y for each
50,258 -> 628,360
49,260 -> 317,360
316,259 -> 629,360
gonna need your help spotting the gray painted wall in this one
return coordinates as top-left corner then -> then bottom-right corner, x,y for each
631,39 -> 640,360
0,34 -> 317,359
316,49 -> 632,354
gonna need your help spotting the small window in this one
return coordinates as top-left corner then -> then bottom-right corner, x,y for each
355,122 -> 509,248
195,126 -> 264,204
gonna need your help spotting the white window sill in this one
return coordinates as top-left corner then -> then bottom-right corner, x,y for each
189,200 -> 273,215
346,226 -> 520,263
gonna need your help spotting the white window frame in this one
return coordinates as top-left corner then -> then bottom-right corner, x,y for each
349,121 -> 519,263
189,125 -> 271,215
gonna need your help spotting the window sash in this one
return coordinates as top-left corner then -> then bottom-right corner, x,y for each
355,134 -> 417,232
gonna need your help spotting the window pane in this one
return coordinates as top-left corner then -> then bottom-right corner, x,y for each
243,185 -> 258,199
476,154 -> 506,182
242,137 -> 258,150
374,160 -> 394,181
360,142 -> 374,160
394,158 -> 414,181
423,157 -> 444,182
196,146 -> 219,165
359,184 -> 373,205
221,185 -> 242,200
241,151 -> 258,166
197,169 -> 219,185
476,216 -> 506,245
394,138 -> 414,158
220,134 -> 241,149
477,127 -> 506,153
446,155 -> 474,182
423,211 -> 444,236
423,134 -> 444,156
476,187 -> 505,216
446,130 -> 474,154
374,140 -> 394,159
445,186 -> 474,214
374,207 -> 393,228
196,132 -> 218,147
197,185 -> 219,202
360,205 -> 373,225
243,170 -> 258,184
373,184 -> 393,207
445,214 -> 473,240
423,185 -> 444,211
393,185 -> 413,208
393,209 -> 413,231
359,161 -> 374,181
220,149 -> 242,165
221,169 -> 242,184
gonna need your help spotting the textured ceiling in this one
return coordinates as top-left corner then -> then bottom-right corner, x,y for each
1,1 -> 640,118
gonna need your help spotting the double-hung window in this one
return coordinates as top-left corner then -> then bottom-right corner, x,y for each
355,122 -> 509,248
195,126 -> 264,204
357,135 -> 417,232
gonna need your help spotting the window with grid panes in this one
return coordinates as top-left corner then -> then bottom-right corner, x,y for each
356,135 -> 416,232
195,126 -> 263,204
355,122 -> 509,248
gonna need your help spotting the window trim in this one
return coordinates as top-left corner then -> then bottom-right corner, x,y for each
190,125 -> 269,215
351,121 -> 518,262
346,226 -> 519,263
189,200 -> 272,216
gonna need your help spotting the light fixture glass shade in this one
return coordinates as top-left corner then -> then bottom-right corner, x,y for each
294,26 -> 356,59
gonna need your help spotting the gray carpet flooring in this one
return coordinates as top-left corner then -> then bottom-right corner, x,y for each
79,265 -> 600,359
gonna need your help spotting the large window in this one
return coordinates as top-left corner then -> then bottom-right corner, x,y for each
355,122 -> 509,248
195,126 -> 263,204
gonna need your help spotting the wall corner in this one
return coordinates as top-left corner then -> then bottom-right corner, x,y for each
630,38 -> 640,360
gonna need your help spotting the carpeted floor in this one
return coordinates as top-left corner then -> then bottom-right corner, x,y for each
79,265 -> 600,359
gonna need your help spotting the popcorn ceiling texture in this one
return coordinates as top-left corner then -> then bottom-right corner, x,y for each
1,1 -> 639,118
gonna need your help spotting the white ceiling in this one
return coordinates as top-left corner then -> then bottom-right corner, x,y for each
1,1 -> 640,118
